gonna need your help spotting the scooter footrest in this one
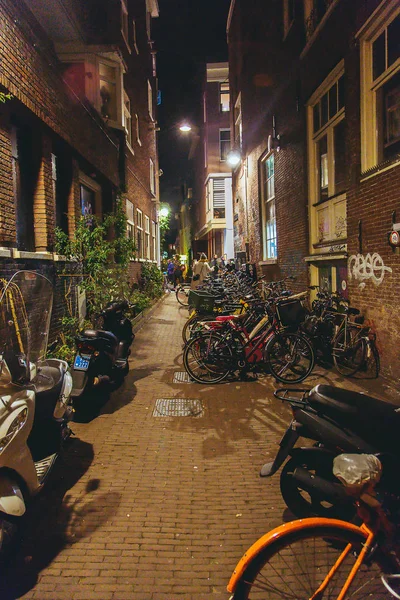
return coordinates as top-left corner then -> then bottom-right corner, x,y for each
34,453 -> 57,485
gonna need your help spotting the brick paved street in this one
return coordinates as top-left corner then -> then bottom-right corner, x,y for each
1,292 -> 398,600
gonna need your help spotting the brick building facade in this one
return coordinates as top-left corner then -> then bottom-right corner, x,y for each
227,0 -> 400,379
0,0 -> 160,318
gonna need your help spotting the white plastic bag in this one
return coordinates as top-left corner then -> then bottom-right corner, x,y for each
333,454 -> 382,490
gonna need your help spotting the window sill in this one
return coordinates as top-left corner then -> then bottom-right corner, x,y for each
312,191 -> 347,207
259,259 -> 278,265
360,156 -> 400,182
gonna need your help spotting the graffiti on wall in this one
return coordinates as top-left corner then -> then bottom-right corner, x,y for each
348,253 -> 392,289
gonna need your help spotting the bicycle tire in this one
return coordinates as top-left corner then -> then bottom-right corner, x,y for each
230,520 -> 388,599
182,313 -> 216,343
333,327 -> 367,377
183,331 -> 233,383
265,332 -> 315,383
176,285 -> 190,306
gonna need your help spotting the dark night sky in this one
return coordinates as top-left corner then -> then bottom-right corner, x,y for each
153,0 -> 231,234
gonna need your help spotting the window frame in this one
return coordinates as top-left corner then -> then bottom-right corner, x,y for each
126,199 -> 135,242
219,128 -> 231,162
136,208 -> 143,258
123,90 -> 133,150
260,153 -> 277,260
234,93 -> 242,149
283,0 -> 295,38
150,158 -> 156,195
359,3 -> 400,171
220,82 -> 230,112
144,215 -> 150,259
148,79 -> 154,122
132,19 -> 139,54
79,171 -> 102,218
97,55 -> 124,127
151,219 -> 157,261
121,0 -> 130,52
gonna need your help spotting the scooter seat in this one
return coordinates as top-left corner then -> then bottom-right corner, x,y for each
308,384 -> 400,454
82,329 -> 118,345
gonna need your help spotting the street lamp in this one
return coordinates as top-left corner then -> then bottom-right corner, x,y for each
226,149 -> 241,167
159,206 -> 169,217
179,123 -> 192,132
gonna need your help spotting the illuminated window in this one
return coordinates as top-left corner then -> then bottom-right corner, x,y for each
124,91 -> 133,148
150,158 -> 156,195
148,80 -> 154,121
145,215 -> 150,259
359,5 -> 400,170
220,82 -> 230,112
310,69 -> 345,202
99,61 -> 118,122
135,113 -> 141,145
260,154 -> 276,259
307,62 -> 347,249
136,208 -> 143,258
126,199 -> 134,240
151,220 -> 157,260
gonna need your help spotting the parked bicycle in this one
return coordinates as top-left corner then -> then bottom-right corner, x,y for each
183,293 -> 314,384
227,453 -> 400,599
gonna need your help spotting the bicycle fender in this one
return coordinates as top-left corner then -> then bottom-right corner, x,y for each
227,517 -> 366,594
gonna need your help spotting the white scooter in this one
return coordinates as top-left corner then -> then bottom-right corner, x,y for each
0,270 -> 73,557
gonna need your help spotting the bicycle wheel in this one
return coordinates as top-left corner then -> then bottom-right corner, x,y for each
265,332 -> 314,383
182,313 -> 216,343
176,285 -> 190,306
230,520 -> 389,599
333,328 -> 367,377
183,331 -> 233,383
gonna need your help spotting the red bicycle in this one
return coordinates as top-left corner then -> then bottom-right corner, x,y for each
183,293 -> 314,384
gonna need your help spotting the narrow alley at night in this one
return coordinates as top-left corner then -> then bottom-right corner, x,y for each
1,0 -> 400,598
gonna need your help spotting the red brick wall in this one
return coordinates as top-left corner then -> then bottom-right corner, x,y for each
0,0 -> 119,186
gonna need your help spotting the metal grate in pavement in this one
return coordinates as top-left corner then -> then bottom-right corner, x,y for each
173,371 -> 192,384
153,398 -> 204,418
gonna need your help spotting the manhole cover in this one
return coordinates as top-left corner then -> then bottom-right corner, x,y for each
153,398 -> 204,417
173,371 -> 192,384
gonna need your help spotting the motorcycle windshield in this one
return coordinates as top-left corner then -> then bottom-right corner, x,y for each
0,271 -> 53,383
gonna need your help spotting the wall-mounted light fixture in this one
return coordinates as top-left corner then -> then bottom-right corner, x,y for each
226,149 -> 241,168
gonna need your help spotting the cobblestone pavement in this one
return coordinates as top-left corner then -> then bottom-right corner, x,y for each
1,292 -> 398,599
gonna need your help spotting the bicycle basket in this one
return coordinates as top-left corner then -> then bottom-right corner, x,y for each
188,290 -> 216,313
276,299 -> 306,327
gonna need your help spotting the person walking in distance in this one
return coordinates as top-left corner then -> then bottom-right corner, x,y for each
191,253 -> 212,289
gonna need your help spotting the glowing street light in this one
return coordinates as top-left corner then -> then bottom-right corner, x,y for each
159,206 -> 169,217
179,123 -> 192,132
226,149 -> 241,167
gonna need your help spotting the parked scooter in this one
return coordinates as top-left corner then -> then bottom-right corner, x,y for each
0,270 -> 73,557
71,299 -> 134,400
260,384 -> 399,519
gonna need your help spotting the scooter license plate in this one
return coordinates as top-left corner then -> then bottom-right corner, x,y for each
74,355 -> 90,371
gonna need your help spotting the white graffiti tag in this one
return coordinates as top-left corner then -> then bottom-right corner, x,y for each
348,253 -> 392,289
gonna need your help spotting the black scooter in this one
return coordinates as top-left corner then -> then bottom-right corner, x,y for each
71,300 -> 134,400
261,384 -> 400,519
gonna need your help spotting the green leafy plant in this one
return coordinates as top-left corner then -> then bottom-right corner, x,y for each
52,195 -> 163,364
0,92 -> 13,103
